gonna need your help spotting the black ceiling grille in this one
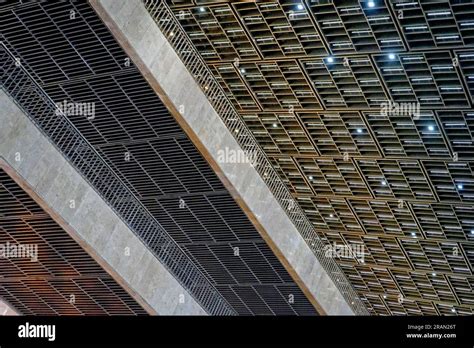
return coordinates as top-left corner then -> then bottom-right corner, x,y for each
155,0 -> 474,315
0,168 -> 148,315
0,1 -> 317,315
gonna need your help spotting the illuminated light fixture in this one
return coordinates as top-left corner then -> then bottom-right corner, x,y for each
457,184 -> 463,190
357,128 -> 363,134
451,308 -> 456,313
432,273 -> 437,277
240,68 -> 245,73
272,123 -> 278,128
199,7 -> 205,12
470,230 -> 474,235
381,180 -> 387,186
329,214 -> 334,218
326,56 -> 334,63
308,176 -> 313,180
368,1 -> 375,8
235,129 -> 239,133
388,53 -> 396,60
297,4 -> 304,10
383,295 -> 387,299
427,11 -> 451,17
411,232 -> 416,237
428,125 -> 435,131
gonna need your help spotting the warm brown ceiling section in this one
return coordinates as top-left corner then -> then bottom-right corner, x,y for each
0,167 -> 148,315
160,0 -> 474,315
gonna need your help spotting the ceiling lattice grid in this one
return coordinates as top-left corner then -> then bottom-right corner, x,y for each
163,0 -> 474,315
1,0 -> 318,316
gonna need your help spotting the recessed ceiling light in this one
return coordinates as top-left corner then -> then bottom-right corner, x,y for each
470,230 -> 474,235
451,308 -> 456,313
297,4 -> 304,10
383,295 -> 387,299
329,214 -> 334,218
381,180 -> 387,186
411,232 -> 416,237
457,184 -> 463,190
368,1 -> 375,8
357,128 -> 363,133
432,272 -> 437,276
326,56 -> 334,63
240,68 -> 245,73
199,7 -> 206,12
309,176 -> 313,180
388,53 -> 396,60
272,123 -> 278,128
428,125 -> 435,131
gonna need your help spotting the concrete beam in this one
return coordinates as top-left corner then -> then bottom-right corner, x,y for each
91,0 -> 354,315
0,299 -> 18,316
0,90 -> 207,316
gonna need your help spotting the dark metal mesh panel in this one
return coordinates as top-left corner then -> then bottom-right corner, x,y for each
1,1 -> 317,315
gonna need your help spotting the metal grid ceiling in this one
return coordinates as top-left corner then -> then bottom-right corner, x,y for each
161,0 -> 474,315
0,168 -> 148,315
0,1 -> 317,315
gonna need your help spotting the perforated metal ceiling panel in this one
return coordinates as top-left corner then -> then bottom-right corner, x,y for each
158,0 -> 474,315
0,1 -> 317,315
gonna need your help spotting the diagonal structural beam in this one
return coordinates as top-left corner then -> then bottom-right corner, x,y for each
0,89 -> 207,315
91,0 -> 360,315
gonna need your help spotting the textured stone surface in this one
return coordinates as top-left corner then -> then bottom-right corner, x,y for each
0,90 -> 206,316
0,300 -> 18,316
92,0 -> 353,315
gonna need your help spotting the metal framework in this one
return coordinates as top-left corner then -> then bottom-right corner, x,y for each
1,1 -> 318,315
0,43 -> 233,316
145,0 -> 368,314
146,0 -> 474,315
